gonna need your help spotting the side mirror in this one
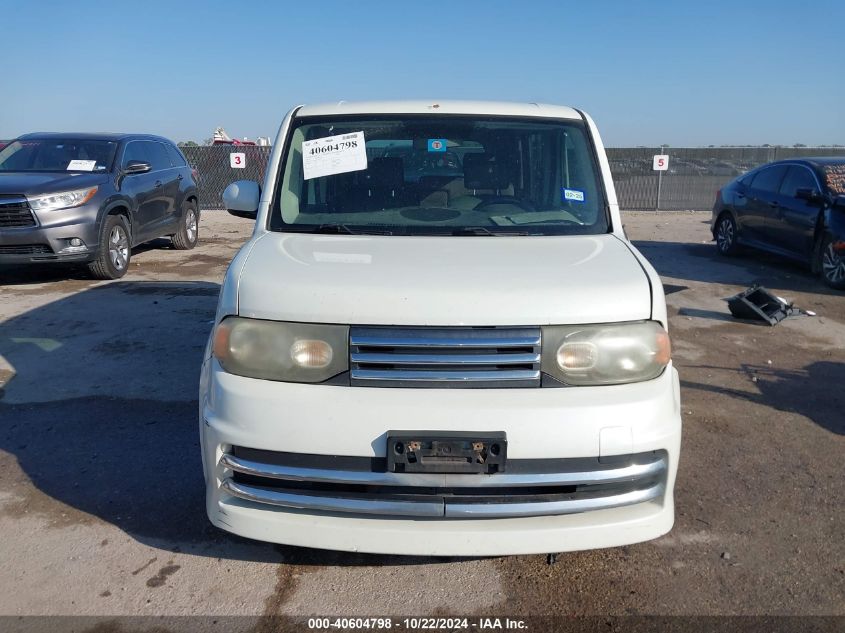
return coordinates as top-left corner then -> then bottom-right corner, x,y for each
796,188 -> 823,204
223,180 -> 260,219
124,160 -> 151,174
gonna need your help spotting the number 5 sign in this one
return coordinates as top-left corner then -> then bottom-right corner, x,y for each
653,154 -> 669,171
230,152 -> 246,169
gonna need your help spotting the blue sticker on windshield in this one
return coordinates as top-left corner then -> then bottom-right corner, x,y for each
562,188 -> 586,203
427,138 -> 447,152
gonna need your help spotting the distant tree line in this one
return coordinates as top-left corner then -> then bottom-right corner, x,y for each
634,144 -> 845,149
705,143 -> 844,148
177,139 -> 215,147
179,140 -> 845,149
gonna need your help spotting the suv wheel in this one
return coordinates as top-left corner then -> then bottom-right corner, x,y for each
715,213 -> 740,256
172,200 -> 199,250
88,215 -> 131,280
819,235 -> 845,289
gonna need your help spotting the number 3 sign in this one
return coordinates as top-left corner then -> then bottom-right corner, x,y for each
230,152 -> 246,169
653,154 -> 669,171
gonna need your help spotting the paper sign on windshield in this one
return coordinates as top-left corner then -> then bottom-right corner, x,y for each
302,131 -> 367,180
67,160 -> 96,171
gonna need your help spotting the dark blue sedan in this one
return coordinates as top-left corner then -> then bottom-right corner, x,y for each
712,157 -> 845,289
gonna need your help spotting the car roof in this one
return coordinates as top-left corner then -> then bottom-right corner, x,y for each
295,100 -> 583,120
15,132 -> 175,144
798,157 -> 845,166
763,157 -> 845,168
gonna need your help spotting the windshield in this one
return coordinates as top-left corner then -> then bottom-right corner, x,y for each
270,115 -> 609,236
0,139 -> 118,173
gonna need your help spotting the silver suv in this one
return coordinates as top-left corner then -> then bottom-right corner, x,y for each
0,133 -> 200,279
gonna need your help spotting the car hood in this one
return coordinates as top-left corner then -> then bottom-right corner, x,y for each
236,232 -> 652,326
0,172 -> 110,196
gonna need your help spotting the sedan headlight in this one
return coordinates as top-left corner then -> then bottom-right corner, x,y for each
27,187 -> 98,212
541,321 -> 670,386
212,317 -> 348,383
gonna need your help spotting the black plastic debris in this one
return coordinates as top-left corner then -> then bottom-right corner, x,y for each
727,285 -> 801,325
663,283 -> 689,296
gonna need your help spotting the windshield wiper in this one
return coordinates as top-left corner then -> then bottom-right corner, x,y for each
451,227 -> 532,236
313,223 -> 354,234
310,223 -> 393,235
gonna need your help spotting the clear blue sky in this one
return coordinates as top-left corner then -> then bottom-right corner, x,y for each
3,0 -> 843,147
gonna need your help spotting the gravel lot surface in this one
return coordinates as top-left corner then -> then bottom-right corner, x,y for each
0,211 -> 842,622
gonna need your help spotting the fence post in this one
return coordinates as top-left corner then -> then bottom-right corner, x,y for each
656,145 -> 666,211
656,170 -> 663,211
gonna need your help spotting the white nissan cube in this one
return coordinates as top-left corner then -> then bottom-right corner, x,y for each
200,101 -> 682,556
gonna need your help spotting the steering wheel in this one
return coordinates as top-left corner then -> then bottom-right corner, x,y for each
474,196 -> 536,212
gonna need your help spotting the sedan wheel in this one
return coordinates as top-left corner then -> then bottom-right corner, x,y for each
716,215 -> 738,255
821,240 -> 845,289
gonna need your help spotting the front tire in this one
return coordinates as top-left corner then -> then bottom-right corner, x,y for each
87,214 -> 131,280
715,212 -> 740,256
172,200 -> 199,250
819,235 -> 845,289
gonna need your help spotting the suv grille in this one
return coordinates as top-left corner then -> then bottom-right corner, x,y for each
349,326 -> 542,388
0,244 -> 53,255
0,196 -> 36,228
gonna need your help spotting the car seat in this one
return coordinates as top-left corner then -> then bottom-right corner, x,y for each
451,153 -> 513,210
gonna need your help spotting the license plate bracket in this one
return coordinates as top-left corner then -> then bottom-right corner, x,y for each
386,431 -> 507,474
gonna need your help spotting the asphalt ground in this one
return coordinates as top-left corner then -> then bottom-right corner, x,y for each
0,211 -> 842,625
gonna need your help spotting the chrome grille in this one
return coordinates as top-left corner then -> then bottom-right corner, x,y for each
0,196 -> 36,228
219,448 -> 668,518
349,326 -> 542,388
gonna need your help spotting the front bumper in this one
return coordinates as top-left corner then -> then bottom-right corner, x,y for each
0,204 -> 100,264
200,359 -> 682,555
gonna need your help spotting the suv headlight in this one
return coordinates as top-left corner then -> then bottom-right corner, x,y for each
212,317 -> 348,383
541,321 -> 670,386
27,186 -> 99,212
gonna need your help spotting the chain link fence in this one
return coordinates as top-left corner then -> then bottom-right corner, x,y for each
182,145 -> 845,212
181,145 -> 270,210
608,147 -> 845,210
